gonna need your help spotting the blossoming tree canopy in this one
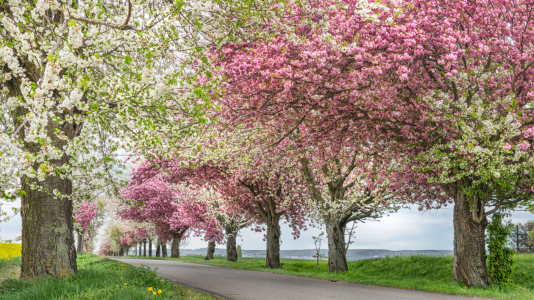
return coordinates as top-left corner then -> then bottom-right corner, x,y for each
210,0 -> 534,287
119,164 -> 222,258
73,199 -> 104,254
74,200 -> 98,231
360,0 -> 534,287
129,158 -> 249,262
0,0 -> 292,278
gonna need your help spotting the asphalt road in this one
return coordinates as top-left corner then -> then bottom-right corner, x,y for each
109,257 -> 492,300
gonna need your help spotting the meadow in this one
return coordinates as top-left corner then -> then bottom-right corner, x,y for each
0,243 -> 21,283
134,254 -> 534,300
0,251 -> 218,300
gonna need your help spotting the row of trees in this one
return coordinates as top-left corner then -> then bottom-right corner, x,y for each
2,0 -> 534,289
114,0 -> 534,288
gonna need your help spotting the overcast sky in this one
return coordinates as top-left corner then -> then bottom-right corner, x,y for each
2,201 -> 532,251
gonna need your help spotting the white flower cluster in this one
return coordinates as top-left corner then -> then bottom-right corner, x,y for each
417,65 -> 531,191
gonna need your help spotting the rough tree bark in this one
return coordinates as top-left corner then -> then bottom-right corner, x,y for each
148,239 -> 152,257
156,243 -> 161,257
143,240 -> 147,257
265,214 -> 281,269
443,184 -> 491,287
20,162 -> 77,278
171,235 -> 180,258
76,232 -> 83,255
205,241 -> 215,260
324,215 -> 348,273
225,225 -> 238,262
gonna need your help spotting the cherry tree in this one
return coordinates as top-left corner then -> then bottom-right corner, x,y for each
298,144 -> 403,273
73,199 -> 99,254
365,1 -> 534,286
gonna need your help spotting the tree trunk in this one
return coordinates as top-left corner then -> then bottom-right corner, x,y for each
162,243 -> 168,257
205,241 -> 215,260
325,215 -> 348,273
265,218 -> 281,269
77,231 -> 83,255
225,225 -> 238,262
149,239 -> 152,257
20,168 -> 77,278
156,243 -> 161,257
143,240 -> 147,257
443,184 -> 491,287
138,243 -> 141,256
171,232 -> 183,258
8,49 -> 79,279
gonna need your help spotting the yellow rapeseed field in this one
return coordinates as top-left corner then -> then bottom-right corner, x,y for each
0,243 -> 21,260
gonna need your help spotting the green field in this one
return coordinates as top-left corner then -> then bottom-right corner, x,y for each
128,254 -> 534,300
0,254 -> 218,300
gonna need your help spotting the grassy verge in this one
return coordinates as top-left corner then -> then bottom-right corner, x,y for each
125,254 -> 534,300
0,254 -> 219,300
0,257 -> 21,283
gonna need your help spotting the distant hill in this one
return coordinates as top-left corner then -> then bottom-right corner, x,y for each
130,248 -> 453,261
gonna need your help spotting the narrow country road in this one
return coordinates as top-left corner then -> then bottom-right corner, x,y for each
109,257 -> 492,300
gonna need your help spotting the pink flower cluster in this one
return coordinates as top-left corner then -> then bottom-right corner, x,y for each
74,200 -> 98,231
118,161 -> 223,244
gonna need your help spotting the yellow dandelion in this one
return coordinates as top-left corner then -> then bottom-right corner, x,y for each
158,290 -> 162,294
124,283 -> 128,286
148,287 -> 153,291
153,292 -> 157,295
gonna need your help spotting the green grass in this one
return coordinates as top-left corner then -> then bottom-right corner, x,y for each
128,254 -> 534,300
0,257 -> 21,283
0,254 -> 219,300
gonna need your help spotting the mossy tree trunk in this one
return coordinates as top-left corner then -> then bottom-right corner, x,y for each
443,184 -> 491,287
20,161 -> 77,278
